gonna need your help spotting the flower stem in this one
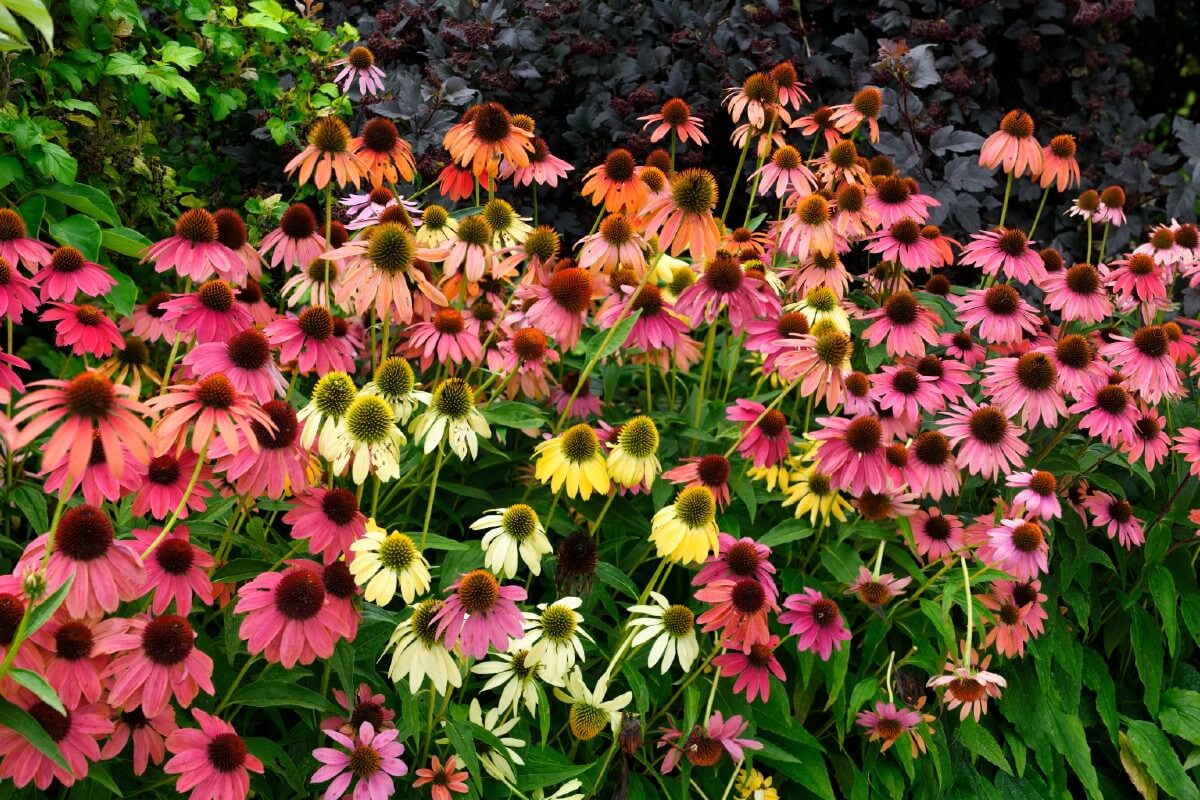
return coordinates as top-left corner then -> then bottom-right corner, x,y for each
323,182 -> 333,309
532,184 -> 539,226
1086,219 -> 1093,263
1027,186 -> 1050,240
743,117 -> 777,227
590,491 -> 616,543
1096,221 -> 1111,264
997,171 -> 1014,229
719,136 -> 752,226
692,319 -> 719,434
885,651 -> 895,704
419,445 -> 444,548
872,540 -> 886,578
214,654 -> 260,714
960,555 -> 973,669
140,442 -> 209,562
157,280 -> 193,395
669,131 -> 677,174
718,759 -> 744,800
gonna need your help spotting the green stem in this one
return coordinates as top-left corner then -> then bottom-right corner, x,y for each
590,738 -> 620,797
743,117 -> 777,227
719,135 -> 752,226
214,655 -> 260,714
669,131 -> 677,174
1086,219 -> 1093,263
419,446 -> 444,547
1097,222 -> 1111,264
532,184 -> 539,227
718,759 -> 744,800
885,651 -> 895,705
997,171 -> 1014,229
960,556 -> 973,668
872,540 -> 886,579
140,442 -> 209,562
692,319 -> 718,432
590,492 -> 616,544
1027,186 -> 1050,240
323,182 -> 333,309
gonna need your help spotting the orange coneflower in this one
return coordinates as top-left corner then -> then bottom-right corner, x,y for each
723,72 -> 788,129
793,105 -> 841,149
639,98 -> 708,145
641,169 -> 721,263
353,117 -> 416,187
285,116 -> 366,189
829,87 -> 884,142
979,110 -> 1043,178
1039,134 -> 1080,192
443,101 -> 534,176
813,140 -> 871,189
581,149 -> 647,213
770,61 -> 809,110
437,163 -> 489,203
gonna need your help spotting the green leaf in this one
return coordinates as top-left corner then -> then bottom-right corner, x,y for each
8,669 -> 63,714
482,400 -> 546,430
242,11 -> 286,33
1082,648 -> 1118,745
957,718 -> 1012,774
514,747 -> 594,792
422,532 -> 469,551
28,142 -> 76,184
159,41 -> 203,69
758,518 -> 813,547
84,757 -> 123,796
212,559 -> 272,583
48,214 -> 102,261
1125,720 -> 1200,800
37,183 -> 119,226
0,155 -> 23,188
585,309 -> 641,362
18,194 -> 44,235
0,697 -> 68,769
245,738 -> 304,793
227,680 -> 337,712
25,575 -> 74,637
1049,708 -> 1103,799
595,562 -> 638,599
1149,566 -> 1179,657
331,640 -> 354,700
443,721 -> 481,799
107,269 -> 138,317
105,52 -> 146,78
1132,606 -> 1164,716
4,0 -> 53,44
755,740 -> 836,800
1160,689 -> 1200,745
10,484 -> 48,533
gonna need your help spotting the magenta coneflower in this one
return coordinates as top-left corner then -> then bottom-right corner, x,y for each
100,708 -> 177,776
551,372 -> 602,421
939,399 -> 1029,480
658,711 -> 762,773
773,328 -> 853,412
142,209 -> 240,282
979,110 -> 1043,176
28,616 -> 123,708
1100,325 -> 1183,403
910,507 -> 965,564
131,450 -> 212,520
695,578 -> 778,652
752,145 -> 816,197
675,251 -> 779,328
210,400 -> 311,499
954,284 -> 1040,345
130,525 -> 214,615
34,245 -> 116,302
164,709 -> 264,800
332,45 -> 386,94
183,327 -> 284,403
596,285 -> 686,364
130,292 -> 177,343
160,279 -> 253,344
1185,428 -> 1200,477
236,564 -> 354,668
870,365 -> 939,422
984,516 -> 1049,580
1040,262 -> 1111,323
433,569 -> 527,660
404,307 -> 483,371
663,455 -> 732,510
861,290 -> 942,358
712,635 -> 786,702
811,414 -> 890,494
1041,334 -> 1109,398
17,504 -> 145,618
260,203 -> 327,270
726,399 -> 791,468
149,373 -> 274,455
0,698 -> 112,790
312,722 -> 408,800
1125,405 -> 1170,470
856,702 -> 927,756
744,310 -> 809,371
1006,471 -> 1061,519
100,613 -> 215,716
982,352 -> 1066,428
694,534 -> 777,601
0,256 -> 38,321
523,267 -> 596,349
912,353 -> 971,406
284,487 -> 366,565
906,431 -> 961,499
266,306 -> 355,374
0,208 -> 52,272
960,228 -> 1045,284
865,176 -> 939,227
41,432 -> 139,507
1070,381 -> 1137,446
779,588 -> 851,661
865,217 -> 940,271
41,302 -> 124,357
1083,492 -> 1144,549
1108,252 -> 1166,306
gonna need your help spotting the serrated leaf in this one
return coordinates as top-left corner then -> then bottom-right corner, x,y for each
0,697 -> 68,769
958,718 -> 1012,774
160,41 -> 202,69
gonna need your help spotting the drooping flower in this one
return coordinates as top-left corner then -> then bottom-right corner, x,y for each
523,267 -> 596,349
411,377 -> 491,461
927,649 -> 1007,721
1071,381 -> 1138,447
1006,471 -> 1062,519
982,352 -> 1067,428
164,709 -> 264,800
847,566 -> 912,607
984,516 -> 1049,580
521,597 -> 591,683
909,507 -> 966,564
330,394 -> 407,484
0,207 -> 53,272
500,136 -> 573,188
1040,134 -> 1080,191
40,302 -> 124,357
28,615 -> 123,708
266,306 -> 355,375
1040,262 -> 1112,323
142,209 -> 241,282
183,328 -> 285,403
1099,325 -> 1183,404
149,373 -> 274,455
939,399 -> 1029,480
286,115 -> 366,189
260,203 -> 327,271
960,228 -> 1045,284
349,520 -> 431,606
779,588 -> 851,660
160,279 -> 253,344
695,577 -> 778,652
34,244 -> 117,302
810,414 -> 891,495
650,486 -> 720,565
856,702 -> 928,756
861,290 -> 942,358
1083,491 -> 1145,549
658,711 -> 762,773
627,592 -> 700,674
284,487 -> 366,565
556,667 -> 633,741
533,423 -> 610,501
0,256 -> 38,322
385,599 -> 462,695
100,708 -> 177,777
979,110 -> 1043,177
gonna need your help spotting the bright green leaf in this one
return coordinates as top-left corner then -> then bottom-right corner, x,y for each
48,214 -> 101,261
8,669 -> 63,714
38,183 -> 119,226
1125,720 -> 1200,800
0,697 -> 68,769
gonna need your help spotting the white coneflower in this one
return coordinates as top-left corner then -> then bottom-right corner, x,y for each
537,780 -> 586,800
361,356 -> 428,424
411,377 -> 491,460
438,699 -> 525,784
792,285 -> 850,333
522,597 -> 591,683
554,667 -> 632,741
471,647 -> 545,715
626,591 -> 700,673
330,394 -> 406,483
415,203 -> 458,246
297,370 -> 357,457
385,598 -> 462,694
649,486 -> 720,565
606,415 -> 661,490
483,197 -> 533,248
470,504 -> 553,578
349,519 -> 431,606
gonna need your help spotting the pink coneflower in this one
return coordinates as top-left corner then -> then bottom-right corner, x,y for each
663,455 -> 732,510
640,97 -> 708,144
313,721 -> 408,800
130,526 -> 214,615
266,306 -> 355,374
442,214 -> 495,284
905,431 -> 961,499
830,184 -> 874,241
286,116 -> 366,190
811,414 -> 890,494
210,400 -> 311,499
847,566 -> 912,607
328,223 -> 449,324
323,684 -> 396,735
960,228 -> 1045,284
752,145 -> 816,197
773,330 -> 854,412
979,110 -> 1043,176
101,708 -> 177,776
982,352 -> 1066,428
404,308 -> 482,371
861,290 -> 942,358
694,534 -> 777,600
413,754 -> 469,800
1097,185 -> 1128,227
695,578 -> 778,652
1108,252 -> 1167,306
100,614 -> 214,716
786,250 -> 852,298
183,328 -> 284,403
871,365 -> 939,422
433,570 -> 526,660
1185,427 -> 1200,476
34,245 -> 116,302
941,330 -> 986,368
658,711 -> 762,773
910,507 -> 965,564
1041,334 -> 1109,398
260,203 -> 327,270
1007,580 -> 1048,638
487,326 -> 559,400
1039,134 -> 1080,191
865,176 -> 939,227
341,186 -> 405,229
131,450 -> 213,520
865,217 -> 940,271
0,698 -> 112,790
1125,404 -> 1171,470
911,353 -> 971,407
595,285 -> 686,367
1136,225 -> 1186,266
812,139 -> 871,188
0,256 -> 37,321
160,279 -> 253,344
284,487 -> 366,565
130,291 -> 177,343
333,45 -> 386,95
778,194 -> 838,258
148,373 -> 274,455
856,702 -> 928,756
1083,492 -> 1144,549
840,371 -> 873,415
984,516 -> 1049,580
723,71 -> 785,128
551,371 -> 602,420
41,431 -> 140,507
830,86 -> 883,140
1006,471 -> 1061,519
164,709 -> 264,800
978,584 -> 1036,658
928,649 -> 1007,721
17,504 -> 145,618
640,168 -> 721,262
212,208 -> 263,284
236,563 -> 354,668
674,251 -> 779,328
726,399 -> 791,469
770,61 -> 808,109
142,209 -> 240,282
500,136 -> 573,188
523,267 -> 596,349
1064,190 -> 1102,224
1071,381 -> 1137,446
793,105 -> 840,148
41,302 -> 123,357
1040,262 -> 1111,323
744,310 -> 809,370
577,213 -> 648,274
0,349 -> 24,405
954,284 -> 1041,345
854,484 -> 920,522
779,588 -> 851,661
939,399 -> 1029,480
28,616 -> 122,708
1100,325 -> 1183,403
712,636 -> 786,702
0,208 -> 51,272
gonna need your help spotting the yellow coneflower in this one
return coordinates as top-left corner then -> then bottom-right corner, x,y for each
781,464 -> 853,526
98,336 -> 161,395
349,519 -> 431,606
533,423 -> 610,500
606,416 -> 661,490
650,486 -> 720,565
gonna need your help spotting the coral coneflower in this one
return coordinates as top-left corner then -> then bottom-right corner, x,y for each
658,712 -> 762,773
35,244 -> 116,302
163,710 -> 264,800
695,577 -> 778,652
100,708 -> 177,777
210,399 -> 312,499
1007,470 -> 1062,519
523,266 -> 596,349
353,117 -> 415,186
724,72 -> 783,128
446,102 -> 534,175
726,399 -> 791,468
266,306 -> 355,374
939,399 -> 1029,480
811,414 -> 890,494
1084,491 -> 1144,549
928,650 -> 1007,721
979,110 -> 1043,177
663,454 -> 732,510
832,86 -> 884,140
861,290 -> 942,358
857,702 -> 928,756
413,755 -> 470,800
236,563 -> 354,667
1041,262 -> 1112,323
984,516 -> 1049,580
148,373 -> 274,455
286,115 -> 366,189
640,97 -> 708,144
142,209 -> 240,282
0,207 -> 52,272
753,145 -> 816,197
640,168 -> 721,262
675,250 -> 779,328
1097,185 -> 1127,227
578,213 -> 648,274
0,256 -> 37,322
260,203 -> 327,270
582,149 -> 647,213
1108,252 -> 1167,306
99,613 -> 215,716
329,222 -> 449,324
404,307 -> 482,371
1126,405 -> 1171,470
713,636 -> 786,703
1040,134 -> 1080,191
